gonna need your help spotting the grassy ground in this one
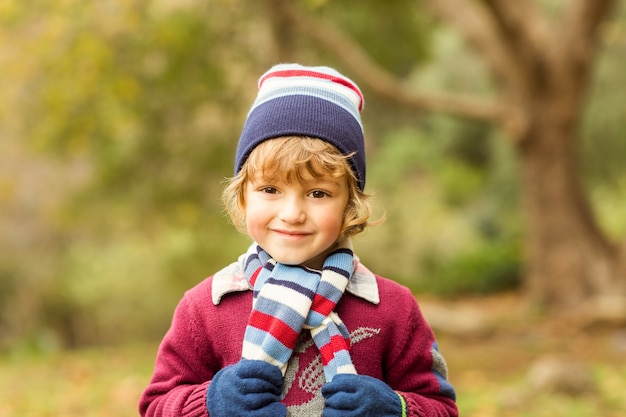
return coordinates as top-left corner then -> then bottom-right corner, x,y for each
0,294 -> 624,417
0,344 -> 154,417
433,294 -> 626,417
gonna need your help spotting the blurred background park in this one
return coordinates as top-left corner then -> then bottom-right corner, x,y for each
0,0 -> 625,416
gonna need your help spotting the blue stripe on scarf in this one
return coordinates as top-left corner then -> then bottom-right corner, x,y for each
306,309 -> 328,324
323,349 -> 353,380
244,326 -> 293,364
244,253 -> 261,274
323,265 -> 352,279
264,277 -> 317,300
315,280 -> 346,304
253,297 -> 307,330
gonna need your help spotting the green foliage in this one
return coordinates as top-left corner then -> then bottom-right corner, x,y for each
15,222 -> 251,349
0,265 -> 18,343
590,175 -> 626,240
0,0 -> 260,350
308,0 -> 435,75
361,114 -> 521,296
582,3 -> 626,186
582,3 -> 626,240
416,238 -> 522,296
18,1 -> 234,205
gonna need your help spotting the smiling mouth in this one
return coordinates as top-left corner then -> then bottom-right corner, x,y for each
274,229 -> 310,237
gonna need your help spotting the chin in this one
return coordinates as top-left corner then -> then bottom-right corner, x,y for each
275,258 -> 306,266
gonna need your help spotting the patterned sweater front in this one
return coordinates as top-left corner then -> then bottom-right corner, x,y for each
139,259 -> 458,417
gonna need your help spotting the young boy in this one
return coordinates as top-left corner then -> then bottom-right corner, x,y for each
139,64 -> 458,417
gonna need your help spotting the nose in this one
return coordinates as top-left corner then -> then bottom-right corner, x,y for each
279,195 -> 306,224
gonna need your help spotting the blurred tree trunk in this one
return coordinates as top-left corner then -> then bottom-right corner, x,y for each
518,91 -> 620,307
270,0 -> 626,310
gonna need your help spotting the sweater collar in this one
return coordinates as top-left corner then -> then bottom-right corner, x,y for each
211,253 -> 380,306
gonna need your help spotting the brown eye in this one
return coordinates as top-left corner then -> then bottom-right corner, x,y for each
309,190 -> 329,199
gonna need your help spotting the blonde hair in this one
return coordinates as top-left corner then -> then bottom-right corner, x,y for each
223,136 -> 374,241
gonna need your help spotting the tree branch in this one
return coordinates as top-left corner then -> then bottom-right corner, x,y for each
562,0 -> 618,67
482,0 -> 562,72
481,1 -> 553,48
270,0 -> 513,128
421,0 -> 526,93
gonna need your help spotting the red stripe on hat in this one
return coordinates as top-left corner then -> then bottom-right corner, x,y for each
259,69 -> 364,112
248,310 -> 300,349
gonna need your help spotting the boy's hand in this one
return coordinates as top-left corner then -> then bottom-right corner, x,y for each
321,374 -> 404,417
206,359 -> 286,417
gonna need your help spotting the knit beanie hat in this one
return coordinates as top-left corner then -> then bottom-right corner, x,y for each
235,63 -> 367,190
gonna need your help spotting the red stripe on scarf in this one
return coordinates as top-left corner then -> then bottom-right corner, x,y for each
249,267 -> 262,287
311,293 -> 336,317
248,310 -> 300,349
318,334 -> 351,366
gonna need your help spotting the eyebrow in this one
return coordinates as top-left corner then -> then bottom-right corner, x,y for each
307,178 -> 343,188
250,174 -> 343,188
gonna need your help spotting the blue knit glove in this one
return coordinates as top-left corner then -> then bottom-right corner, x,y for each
321,374 -> 404,417
206,359 -> 286,417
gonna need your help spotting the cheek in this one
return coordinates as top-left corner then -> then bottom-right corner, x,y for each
244,202 -> 268,233
318,207 -> 345,235
244,214 -> 260,241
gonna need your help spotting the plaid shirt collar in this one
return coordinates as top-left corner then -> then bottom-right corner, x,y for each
211,253 -> 380,306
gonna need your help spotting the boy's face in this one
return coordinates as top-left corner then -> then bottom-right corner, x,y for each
244,170 -> 349,270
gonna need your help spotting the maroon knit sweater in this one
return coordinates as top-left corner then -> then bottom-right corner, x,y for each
139,272 -> 458,417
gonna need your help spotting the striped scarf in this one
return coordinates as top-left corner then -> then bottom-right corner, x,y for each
241,242 -> 357,382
